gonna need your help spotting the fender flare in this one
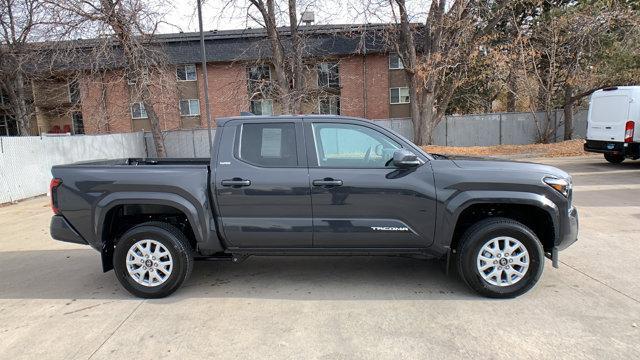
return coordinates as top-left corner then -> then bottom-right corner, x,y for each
435,190 -> 559,250
95,191 -> 224,272
95,192 -> 208,245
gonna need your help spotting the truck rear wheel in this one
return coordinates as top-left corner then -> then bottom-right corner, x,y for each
604,153 -> 625,164
457,218 -> 544,298
113,222 -> 194,298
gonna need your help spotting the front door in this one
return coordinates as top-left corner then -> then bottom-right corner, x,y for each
215,120 -> 312,248
306,119 -> 437,248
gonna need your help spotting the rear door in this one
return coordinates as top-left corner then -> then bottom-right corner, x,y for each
587,93 -> 631,142
305,118 -> 437,248
214,119 -> 312,248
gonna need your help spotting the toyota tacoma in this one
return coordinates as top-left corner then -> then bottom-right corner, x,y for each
50,115 -> 578,298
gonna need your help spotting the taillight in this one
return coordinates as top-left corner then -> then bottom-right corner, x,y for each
625,121 -> 635,143
50,178 -> 62,215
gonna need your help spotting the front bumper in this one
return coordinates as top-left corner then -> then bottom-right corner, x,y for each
547,206 -> 578,268
558,206 -> 579,251
50,215 -> 87,245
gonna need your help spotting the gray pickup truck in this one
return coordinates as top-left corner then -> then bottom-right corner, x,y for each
50,115 -> 578,298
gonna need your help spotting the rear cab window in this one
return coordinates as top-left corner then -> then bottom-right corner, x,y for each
238,123 -> 298,167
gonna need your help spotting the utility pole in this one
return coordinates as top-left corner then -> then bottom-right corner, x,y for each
197,0 -> 214,153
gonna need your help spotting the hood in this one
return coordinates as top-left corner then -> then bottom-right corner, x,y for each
445,156 -> 571,180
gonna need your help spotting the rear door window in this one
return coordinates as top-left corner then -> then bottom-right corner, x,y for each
239,123 -> 298,167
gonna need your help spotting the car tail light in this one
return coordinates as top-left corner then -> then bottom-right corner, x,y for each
50,178 -> 62,215
625,121 -> 635,143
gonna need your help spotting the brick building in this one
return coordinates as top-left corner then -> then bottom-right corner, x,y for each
1,24 -> 412,136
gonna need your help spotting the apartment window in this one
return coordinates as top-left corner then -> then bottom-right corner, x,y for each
131,102 -> 148,119
72,112 -> 84,134
179,99 -> 200,116
0,115 -> 18,136
68,80 -> 80,104
176,64 -> 197,81
319,96 -> 340,115
250,99 -> 273,116
317,62 -> 339,88
389,53 -> 404,70
247,65 -> 272,94
127,68 -> 149,85
390,87 -> 410,104
0,90 -> 8,106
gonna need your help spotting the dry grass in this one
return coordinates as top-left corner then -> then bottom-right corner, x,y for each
422,139 -> 592,158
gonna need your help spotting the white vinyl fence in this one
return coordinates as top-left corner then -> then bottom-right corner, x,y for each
0,133 -> 145,204
428,109 -> 588,146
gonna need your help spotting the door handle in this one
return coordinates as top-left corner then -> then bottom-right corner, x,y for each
221,178 -> 251,187
313,178 -> 343,187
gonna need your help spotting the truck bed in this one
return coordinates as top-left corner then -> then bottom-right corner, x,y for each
51,158 -> 215,253
69,158 -> 211,166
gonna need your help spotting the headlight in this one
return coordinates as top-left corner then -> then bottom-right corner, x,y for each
543,176 -> 571,197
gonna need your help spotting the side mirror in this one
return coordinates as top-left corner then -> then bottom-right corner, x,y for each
393,149 -> 421,167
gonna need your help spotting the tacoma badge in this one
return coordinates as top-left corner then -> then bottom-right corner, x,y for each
371,226 -> 409,231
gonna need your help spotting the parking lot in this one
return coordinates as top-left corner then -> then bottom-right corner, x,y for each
1,155 -> 639,359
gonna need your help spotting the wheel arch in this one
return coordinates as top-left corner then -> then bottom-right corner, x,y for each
438,191 -> 559,254
95,192 -> 221,272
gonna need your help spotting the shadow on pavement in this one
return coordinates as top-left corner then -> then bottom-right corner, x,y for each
0,249 -> 475,301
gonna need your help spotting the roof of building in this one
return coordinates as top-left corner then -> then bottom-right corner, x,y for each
33,23 -> 397,72
215,114 -> 369,126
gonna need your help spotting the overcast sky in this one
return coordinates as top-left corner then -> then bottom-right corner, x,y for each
158,0 -> 427,34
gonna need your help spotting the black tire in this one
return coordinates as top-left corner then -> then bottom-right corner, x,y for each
456,217 -> 544,298
604,153 -> 625,164
113,221 -> 194,298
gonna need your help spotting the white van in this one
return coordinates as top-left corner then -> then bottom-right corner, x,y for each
584,86 -> 640,163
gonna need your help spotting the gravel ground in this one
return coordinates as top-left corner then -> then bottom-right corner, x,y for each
424,139 -> 591,158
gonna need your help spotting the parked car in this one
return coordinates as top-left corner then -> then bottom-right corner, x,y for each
50,115 -> 578,298
584,86 -> 640,163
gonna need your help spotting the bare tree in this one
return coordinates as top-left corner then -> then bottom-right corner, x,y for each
54,0 -> 169,156
510,0 -> 639,142
246,0 -> 306,113
557,2 -> 639,140
0,0 -> 49,135
512,13 -> 559,143
391,0 -> 509,145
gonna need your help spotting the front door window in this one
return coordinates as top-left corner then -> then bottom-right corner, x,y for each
312,123 -> 401,168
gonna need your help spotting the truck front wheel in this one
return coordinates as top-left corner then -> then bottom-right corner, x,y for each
113,222 -> 194,298
457,218 -> 544,298
604,153 -> 625,164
